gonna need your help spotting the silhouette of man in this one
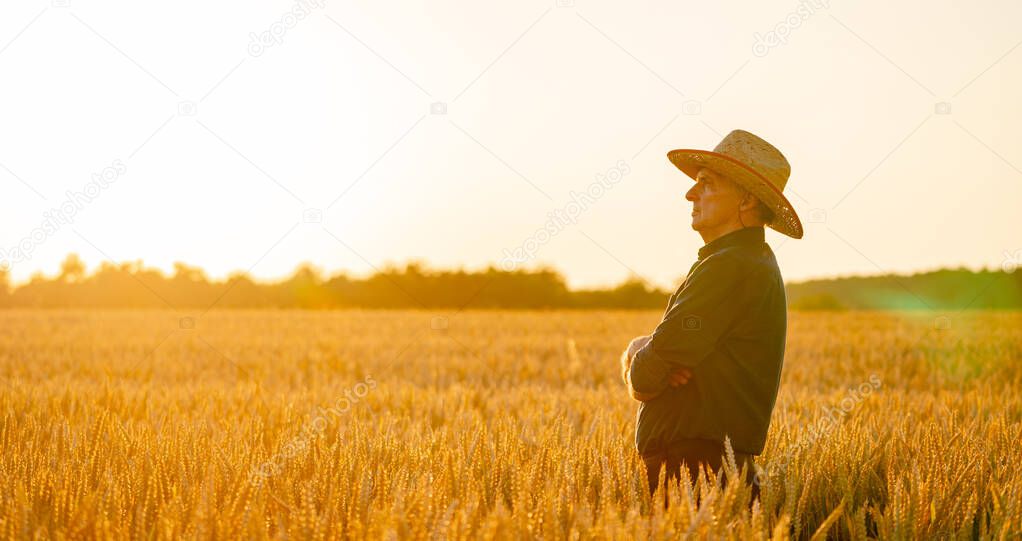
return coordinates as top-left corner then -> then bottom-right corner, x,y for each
620,130 -> 804,505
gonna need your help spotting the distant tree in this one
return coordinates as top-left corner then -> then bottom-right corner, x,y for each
172,262 -> 207,282
217,271 -> 265,308
0,263 -> 9,305
59,253 -> 87,283
789,293 -> 846,311
287,263 -> 327,308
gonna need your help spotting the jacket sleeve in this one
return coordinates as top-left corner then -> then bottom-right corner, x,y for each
628,253 -> 746,397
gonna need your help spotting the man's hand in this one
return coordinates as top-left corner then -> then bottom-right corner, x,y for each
668,367 -> 693,387
621,335 -> 693,401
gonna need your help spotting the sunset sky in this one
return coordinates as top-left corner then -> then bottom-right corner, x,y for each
2,0 -> 1020,290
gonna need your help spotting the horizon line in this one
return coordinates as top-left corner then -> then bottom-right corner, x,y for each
2,254 -> 1011,291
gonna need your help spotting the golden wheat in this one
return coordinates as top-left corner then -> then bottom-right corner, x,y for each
0,309 -> 1020,539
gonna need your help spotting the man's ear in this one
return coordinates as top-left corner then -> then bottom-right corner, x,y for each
738,191 -> 758,212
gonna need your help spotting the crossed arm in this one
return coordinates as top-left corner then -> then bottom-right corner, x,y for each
620,254 -> 744,401
620,335 -> 692,401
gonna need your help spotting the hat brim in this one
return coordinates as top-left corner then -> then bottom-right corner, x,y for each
667,149 -> 803,239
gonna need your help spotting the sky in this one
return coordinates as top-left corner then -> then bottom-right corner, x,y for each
1,0 -> 1021,291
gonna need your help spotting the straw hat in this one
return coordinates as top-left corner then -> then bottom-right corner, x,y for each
667,129 -> 803,239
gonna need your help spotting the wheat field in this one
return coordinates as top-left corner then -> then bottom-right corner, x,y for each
0,309 -> 1020,539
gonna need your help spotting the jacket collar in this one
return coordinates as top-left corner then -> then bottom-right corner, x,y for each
697,226 -> 765,260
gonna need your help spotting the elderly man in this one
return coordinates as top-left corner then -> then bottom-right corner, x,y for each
620,129 -> 803,503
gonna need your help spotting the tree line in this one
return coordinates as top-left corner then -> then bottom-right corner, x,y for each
1,254 -> 1019,310
0,254 -> 668,309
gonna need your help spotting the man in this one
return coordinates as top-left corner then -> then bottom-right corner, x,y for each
620,129 -> 803,503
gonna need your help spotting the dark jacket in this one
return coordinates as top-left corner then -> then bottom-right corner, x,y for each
629,226 -> 787,456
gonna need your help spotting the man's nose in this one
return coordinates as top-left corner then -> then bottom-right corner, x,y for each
685,184 -> 697,201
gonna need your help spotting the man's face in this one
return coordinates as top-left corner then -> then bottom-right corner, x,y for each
685,168 -> 743,234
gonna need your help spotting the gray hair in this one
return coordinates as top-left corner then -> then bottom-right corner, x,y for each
734,183 -> 774,225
